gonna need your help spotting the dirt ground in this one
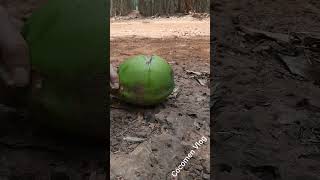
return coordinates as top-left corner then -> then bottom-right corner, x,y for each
213,0 -> 320,179
110,18 -> 210,179
110,16 -> 209,39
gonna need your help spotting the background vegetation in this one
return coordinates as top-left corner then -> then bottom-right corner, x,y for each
110,0 -> 210,16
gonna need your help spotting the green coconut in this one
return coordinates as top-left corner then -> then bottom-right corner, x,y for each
118,55 -> 175,105
23,0 -> 108,140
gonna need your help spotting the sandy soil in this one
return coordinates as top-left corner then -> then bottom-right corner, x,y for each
111,16 -> 210,39
110,18 -> 210,179
213,0 -> 320,179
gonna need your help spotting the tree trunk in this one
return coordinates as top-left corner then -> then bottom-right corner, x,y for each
110,0 -> 209,17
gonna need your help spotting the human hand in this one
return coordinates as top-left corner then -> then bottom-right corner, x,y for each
110,64 -> 119,90
0,6 -> 30,88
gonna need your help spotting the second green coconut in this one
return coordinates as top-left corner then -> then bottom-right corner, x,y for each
118,55 -> 175,106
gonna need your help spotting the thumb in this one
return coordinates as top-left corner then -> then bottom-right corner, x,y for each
110,65 -> 119,89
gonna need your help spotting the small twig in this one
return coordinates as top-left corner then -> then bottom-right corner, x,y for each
313,58 -> 320,63
123,136 -> 145,143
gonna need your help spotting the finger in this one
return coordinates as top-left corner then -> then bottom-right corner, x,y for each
110,65 -> 119,89
0,6 -> 30,87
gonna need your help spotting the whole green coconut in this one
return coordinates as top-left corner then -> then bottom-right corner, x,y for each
23,0 -> 108,141
118,55 -> 175,106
